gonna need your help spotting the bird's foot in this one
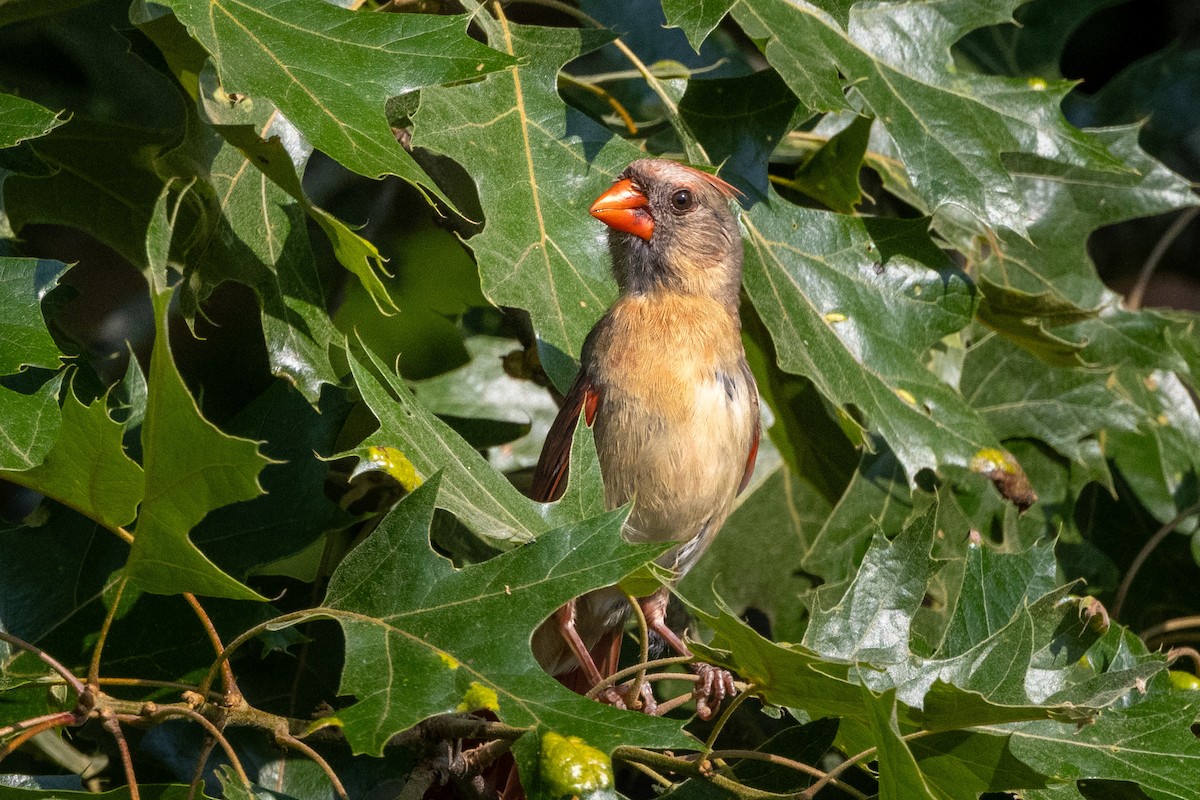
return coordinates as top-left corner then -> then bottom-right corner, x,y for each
594,680 -> 658,715
691,663 -> 737,720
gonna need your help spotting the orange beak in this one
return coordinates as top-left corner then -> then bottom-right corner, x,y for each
589,178 -> 653,241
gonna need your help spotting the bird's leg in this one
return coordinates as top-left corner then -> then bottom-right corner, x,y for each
555,601 -> 627,710
638,588 -> 737,721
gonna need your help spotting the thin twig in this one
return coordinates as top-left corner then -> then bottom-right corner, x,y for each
801,746 -> 875,799
278,732 -> 349,800
139,706 -> 253,791
505,0 -> 709,163
704,685 -> 756,751
1113,501 -> 1200,620
101,711 -> 141,800
184,593 -> 242,703
198,609 -> 312,697
186,736 -> 219,800
704,750 -> 868,800
1167,646 -> 1200,675
90,576 -> 128,688
0,710 -> 79,740
0,714 -> 80,758
1127,206 -> 1200,310
0,630 -> 88,698
624,758 -> 675,789
625,591 -> 652,709
614,746 -> 791,799
586,655 -> 694,698
1141,615 -> 1200,645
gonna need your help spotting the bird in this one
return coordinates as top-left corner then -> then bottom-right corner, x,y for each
529,158 -> 761,719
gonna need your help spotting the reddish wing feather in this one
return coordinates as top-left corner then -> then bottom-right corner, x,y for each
737,360 -> 761,496
530,374 -> 601,503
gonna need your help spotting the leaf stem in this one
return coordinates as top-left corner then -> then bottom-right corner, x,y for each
0,630 -> 87,698
278,731 -> 349,800
613,746 -> 792,799
89,575 -> 128,689
703,685 -> 756,751
1127,206 -> 1200,310
1140,615 -> 1200,646
585,654 -> 694,698
1113,501 -> 1200,620
702,749 -> 868,800
101,710 -> 141,800
503,0 -> 709,162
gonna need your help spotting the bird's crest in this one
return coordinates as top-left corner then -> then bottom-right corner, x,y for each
682,164 -> 743,200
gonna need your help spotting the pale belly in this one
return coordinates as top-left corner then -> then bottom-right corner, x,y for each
593,366 -> 756,575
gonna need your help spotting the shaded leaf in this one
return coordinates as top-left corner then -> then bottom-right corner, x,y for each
347,342 -> 549,547
677,69 -> 798,199
156,0 -> 516,205
733,0 -> 1125,236
680,462 -> 831,643
413,21 -> 640,357
311,476 -> 690,756
0,257 -> 62,375
1,385 -> 143,529
661,0 -> 735,51
802,506 -> 941,665
961,333 -> 1143,467
740,202 -> 1004,484
0,93 -> 63,150
790,113 -> 872,213
0,372 -> 62,472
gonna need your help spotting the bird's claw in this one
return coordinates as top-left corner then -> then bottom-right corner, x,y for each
691,663 -> 737,720
595,680 -> 659,715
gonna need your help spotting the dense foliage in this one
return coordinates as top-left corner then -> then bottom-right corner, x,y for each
2,0 -> 1200,798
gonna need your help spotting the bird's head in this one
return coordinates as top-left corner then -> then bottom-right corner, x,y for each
590,159 -> 743,308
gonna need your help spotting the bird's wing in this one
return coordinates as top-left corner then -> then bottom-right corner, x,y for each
530,372 -> 602,503
737,360 -> 761,496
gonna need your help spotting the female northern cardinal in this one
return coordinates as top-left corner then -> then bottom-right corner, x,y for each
529,159 -> 761,719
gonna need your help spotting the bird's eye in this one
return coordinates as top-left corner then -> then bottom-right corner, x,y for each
670,189 -> 695,212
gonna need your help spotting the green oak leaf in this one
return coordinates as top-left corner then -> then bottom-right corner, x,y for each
980,694 -> 1200,800
733,0 -> 1126,237
308,476 -> 690,756
676,69 -> 799,199
413,21 -> 641,358
661,0 -> 735,51
789,113 -> 873,213
125,288 -> 269,599
185,121 -> 346,403
863,686 -> 939,800
974,277 -> 1099,367
0,93 -> 63,150
125,190 -> 268,599
0,257 -> 62,375
936,537 -> 1058,659
1,384 -> 143,530
0,372 -> 62,472
740,199 -> 1011,485
348,342 -> 549,547
191,381 -> 353,578
1106,367 -> 1200,525
800,447 -> 914,585
3,6 -> 188,267
938,127 -> 1197,312
155,0 -> 516,205
802,506 -> 942,665
960,333 -> 1143,467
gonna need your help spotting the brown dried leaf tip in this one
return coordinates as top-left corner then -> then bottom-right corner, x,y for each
969,448 -> 1037,512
